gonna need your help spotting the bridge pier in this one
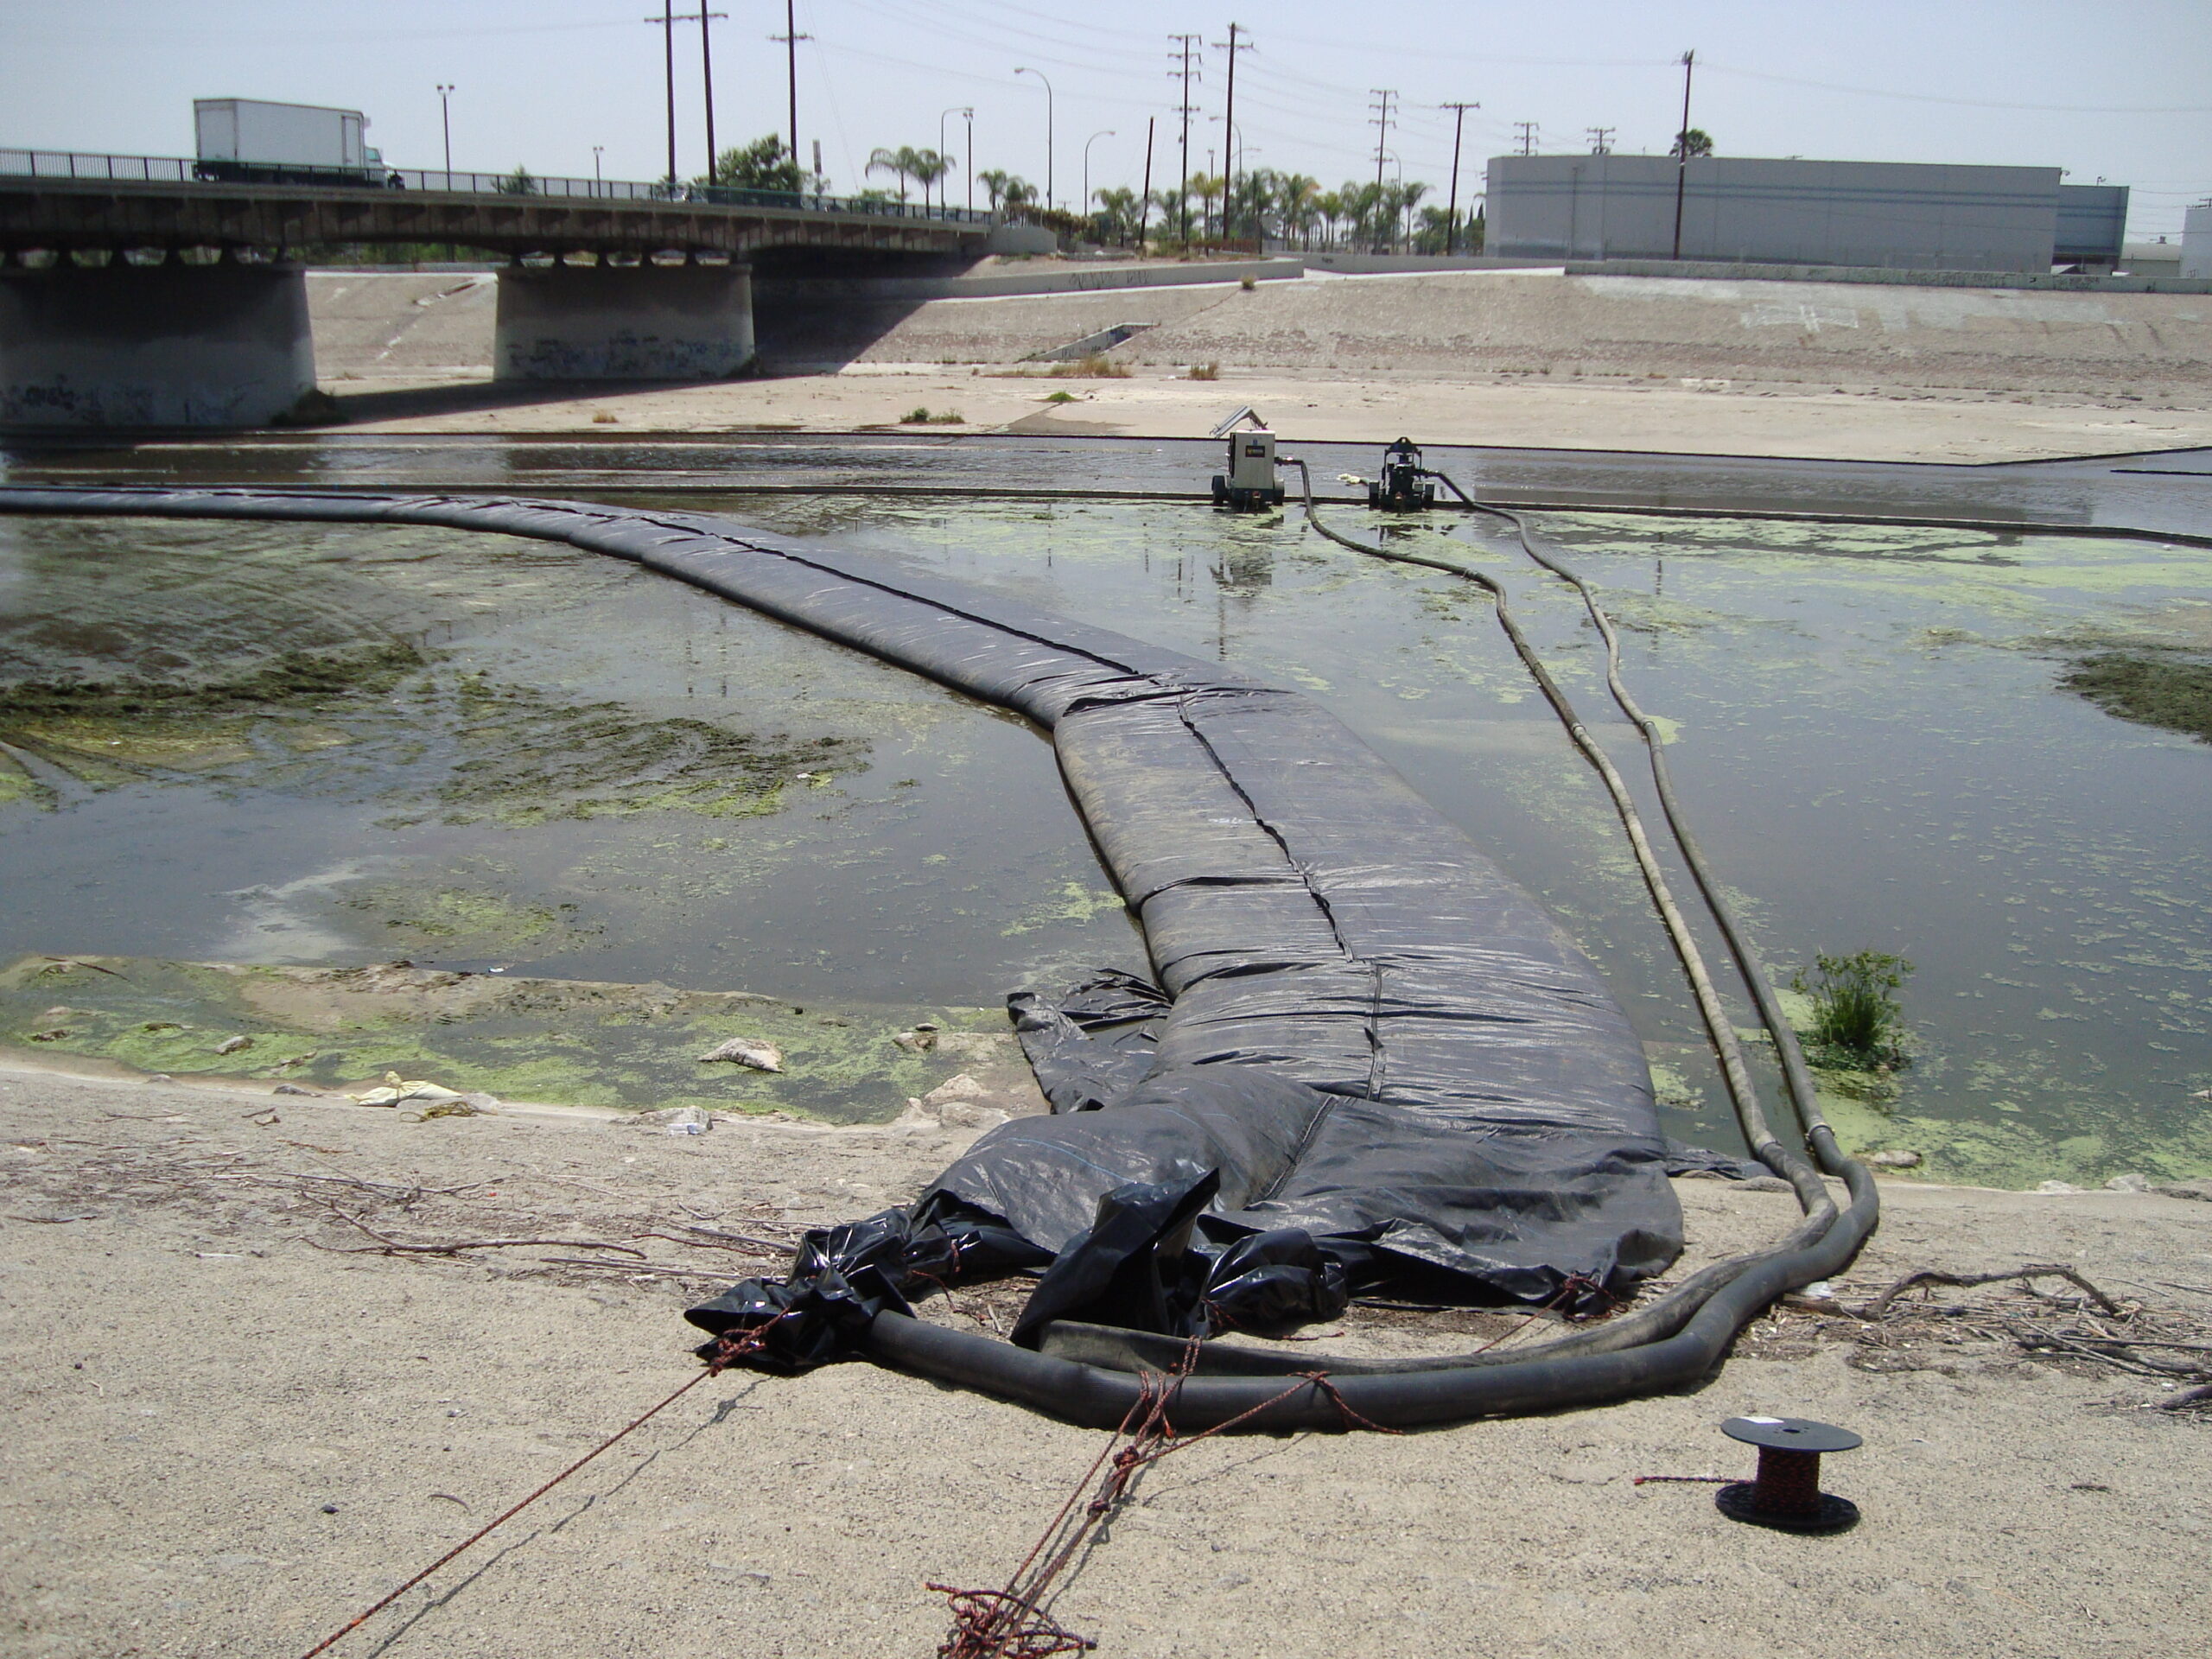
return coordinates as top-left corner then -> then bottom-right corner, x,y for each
493,261 -> 755,380
0,258 -> 318,429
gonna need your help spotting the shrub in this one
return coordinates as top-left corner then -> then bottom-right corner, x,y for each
899,407 -> 963,424
1185,362 -> 1221,382
1792,950 -> 1914,1066
1046,353 -> 1131,378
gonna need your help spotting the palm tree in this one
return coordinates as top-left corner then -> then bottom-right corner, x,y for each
911,148 -> 953,212
1274,173 -> 1319,250
979,168 -> 1037,215
1394,181 -> 1431,252
867,145 -> 928,206
1186,172 -> 1224,241
1313,190 -> 1344,250
1092,186 -> 1140,246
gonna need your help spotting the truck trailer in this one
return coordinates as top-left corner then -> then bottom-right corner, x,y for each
193,99 -> 391,187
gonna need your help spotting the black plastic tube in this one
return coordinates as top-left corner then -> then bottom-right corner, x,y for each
870,1130 -> 1874,1431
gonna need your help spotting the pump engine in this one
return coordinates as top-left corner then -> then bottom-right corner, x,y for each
1209,407 -> 1287,512
1368,437 -> 1436,511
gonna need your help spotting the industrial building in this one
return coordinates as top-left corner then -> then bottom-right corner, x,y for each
1484,154 -> 2127,275
2183,201 -> 2212,280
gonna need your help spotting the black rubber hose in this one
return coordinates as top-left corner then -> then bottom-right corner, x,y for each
871,1132 -> 1875,1430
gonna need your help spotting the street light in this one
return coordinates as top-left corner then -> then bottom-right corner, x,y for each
436,84 -> 454,184
1083,129 -> 1115,220
1014,66 -> 1053,211
593,145 -> 604,198
941,105 -> 971,216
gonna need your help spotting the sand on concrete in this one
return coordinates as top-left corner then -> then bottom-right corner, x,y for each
5,1063 -> 2208,1659
307,267 -> 2212,462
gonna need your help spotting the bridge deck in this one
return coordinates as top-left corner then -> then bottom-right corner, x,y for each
1,151 -> 992,258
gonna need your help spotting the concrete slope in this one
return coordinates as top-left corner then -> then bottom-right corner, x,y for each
1125,271 -> 2212,396
308,270 -> 498,384
303,268 -> 2212,401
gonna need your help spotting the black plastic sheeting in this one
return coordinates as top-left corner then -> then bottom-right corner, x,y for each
0,485 -> 1690,1363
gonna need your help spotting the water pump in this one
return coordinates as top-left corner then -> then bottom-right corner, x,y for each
1368,438 -> 1436,511
1209,407 -> 1287,512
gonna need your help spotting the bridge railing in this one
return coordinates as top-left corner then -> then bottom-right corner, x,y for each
0,149 -> 995,224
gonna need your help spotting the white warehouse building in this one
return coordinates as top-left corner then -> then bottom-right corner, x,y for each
1484,154 -> 2128,275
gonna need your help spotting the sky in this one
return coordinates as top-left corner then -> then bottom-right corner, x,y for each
4,0 -> 2209,236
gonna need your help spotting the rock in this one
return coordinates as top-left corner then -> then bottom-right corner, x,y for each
144,1073 -> 172,1084
2105,1172 -> 2150,1192
663,1105 -> 713,1136
350,1070 -> 467,1108
2035,1180 -> 2084,1195
935,1099 -> 1010,1129
1736,1175 -> 1794,1193
272,1084 -> 318,1096
27,1027 -> 70,1043
893,1027 -> 938,1053
696,1037 -> 783,1072
2151,1179 -> 2212,1203
213,1035 -> 254,1055
921,1073 -> 985,1107
1866,1149 -> 1923,1169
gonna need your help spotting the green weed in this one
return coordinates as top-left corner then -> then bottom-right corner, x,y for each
1792,950 -> 1914,1067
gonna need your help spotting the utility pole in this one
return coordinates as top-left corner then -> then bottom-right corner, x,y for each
941,106 -> 971,213
672,7 -> 728,175
1138,114 -> 1154,249
771,0 -> 809,175
435,85 -> 454,181
1586,126 -> 1614,154
1440,99 -> 1478,256
1369,88 -> 1396,194
1083,130 -> 1116,223
1014,67 -> 1054,211
1514,120 -> 1538,156
1671,49 -> 1695,259
1211,23 -> 1253,241
646,3 -> 676,186
1170,34 -> 1201,243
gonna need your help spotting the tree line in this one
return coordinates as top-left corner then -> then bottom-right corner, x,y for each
685,133 -> 1489,253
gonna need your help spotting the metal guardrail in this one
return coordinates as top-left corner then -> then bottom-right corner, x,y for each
0,148 -> 995,224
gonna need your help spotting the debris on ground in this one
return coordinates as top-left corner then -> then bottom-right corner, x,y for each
695,1037 -> 783,1072
350,1071 -> 471,1109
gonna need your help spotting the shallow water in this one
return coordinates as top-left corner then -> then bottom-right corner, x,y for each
1,464 -> 2207,1180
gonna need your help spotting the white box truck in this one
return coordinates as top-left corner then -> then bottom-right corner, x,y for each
193,99 -> 391,186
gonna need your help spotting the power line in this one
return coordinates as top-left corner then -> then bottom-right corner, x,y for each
670,7 -> 728,172
1440,101 -> 1479,255
1586,126 -> 1615,155
1171,33 -> 1202,240
1212,22 -> 1255,239
1369,88 -> 1396,193
771,0 -> 810,174
1703,61 -> 2211,114
1671,49 -> 1696,261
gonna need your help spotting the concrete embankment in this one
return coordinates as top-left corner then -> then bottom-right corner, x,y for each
308,265 -> 2212,400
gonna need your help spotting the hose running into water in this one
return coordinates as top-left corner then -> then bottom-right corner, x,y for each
1284,459 -> 1827,1200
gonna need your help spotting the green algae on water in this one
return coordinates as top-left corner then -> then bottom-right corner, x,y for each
0,953 -> 1035,1124
2058,651 -> 2212,745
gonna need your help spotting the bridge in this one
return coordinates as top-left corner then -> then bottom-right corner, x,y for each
0,149 -> 1027,428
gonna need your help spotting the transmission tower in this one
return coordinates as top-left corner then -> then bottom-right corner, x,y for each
1369,88 -> 1396,191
